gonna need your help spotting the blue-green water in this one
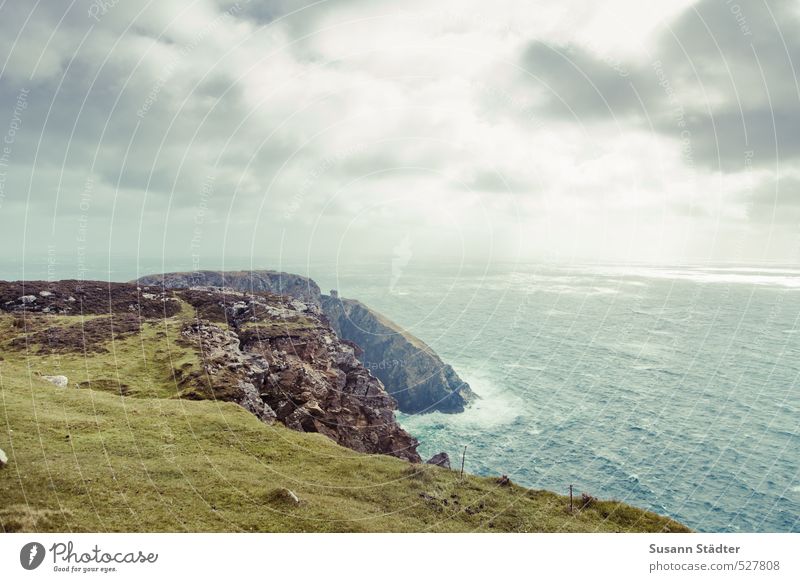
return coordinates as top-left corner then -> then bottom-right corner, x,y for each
3,258 -> 798,531
314,263 -> 800,533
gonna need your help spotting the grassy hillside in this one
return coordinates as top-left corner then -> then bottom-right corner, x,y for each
0,309 -> 689,533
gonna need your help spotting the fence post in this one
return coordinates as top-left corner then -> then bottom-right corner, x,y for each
460,445 -> 467,480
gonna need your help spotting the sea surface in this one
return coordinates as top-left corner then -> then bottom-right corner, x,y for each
312,262 -> 800,533
3,257 -> 799,532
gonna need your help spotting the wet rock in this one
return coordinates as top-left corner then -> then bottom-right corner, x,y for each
426,452 -> 451,469
42,375 -> 68,388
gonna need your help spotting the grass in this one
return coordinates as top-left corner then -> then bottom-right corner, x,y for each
0,312 -> 690,533
0,304 -> 201,401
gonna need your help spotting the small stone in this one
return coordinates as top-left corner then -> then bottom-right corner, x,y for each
20,295 -> 37,304
0,448 -> 8,468
267,487 -> 300,505
39,290 -> 53,297
42,375 -> 69,388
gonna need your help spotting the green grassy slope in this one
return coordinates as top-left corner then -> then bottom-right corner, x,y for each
0,312 -> 689,533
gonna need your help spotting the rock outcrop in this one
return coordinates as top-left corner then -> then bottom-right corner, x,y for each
136,270 -> 322,306
134,270 -> 477,414
321,294 -> 477,413
175,287 -> 420,462
42,375 -> 68,388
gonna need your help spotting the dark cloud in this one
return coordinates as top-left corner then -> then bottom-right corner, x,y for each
521,42 -> 652,121
520,0 -> 800,173
744,174 -> 800,225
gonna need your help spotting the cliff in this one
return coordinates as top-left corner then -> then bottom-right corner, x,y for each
0,278 -> 689,533
322,294 -> 477,413
0,280 -> 419,462
135,270 -> 477,414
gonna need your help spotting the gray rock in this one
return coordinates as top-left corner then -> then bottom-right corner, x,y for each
42,375 -> 69,388
321,295 -> 478,413
426,452 -> 451,469
20,295 -> 37,304
0,448 -> 7,468
135,270 -> 322,306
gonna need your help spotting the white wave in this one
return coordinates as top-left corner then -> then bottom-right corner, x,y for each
399,369 -> 522,431
575,265 -> 800,288
504,363 -> 546,371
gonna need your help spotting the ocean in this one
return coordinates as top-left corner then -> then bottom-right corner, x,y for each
310,262 -> 800,533
3,258 -> 798,532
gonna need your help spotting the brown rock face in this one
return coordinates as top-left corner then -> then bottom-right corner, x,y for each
175,287 -> 421,462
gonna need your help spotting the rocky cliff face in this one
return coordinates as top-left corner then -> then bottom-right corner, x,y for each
136,270 -> 322,306
321,295 -> 477,414
135,270 -> 477,414
0,280 -> 420,462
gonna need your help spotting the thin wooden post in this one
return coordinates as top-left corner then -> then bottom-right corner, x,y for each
460,445 -> 467,479
569,484 -> 573,512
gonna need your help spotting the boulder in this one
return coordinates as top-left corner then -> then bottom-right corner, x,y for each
42,375 -> 68,388
266,487 -> 300,506
426,452 -> 451,469
496,475 -> 511,486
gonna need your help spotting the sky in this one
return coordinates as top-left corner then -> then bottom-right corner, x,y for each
0,0 -> 799,278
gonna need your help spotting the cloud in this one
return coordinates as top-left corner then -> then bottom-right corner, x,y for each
0,0 -> 798,268
519,0 -> 800,173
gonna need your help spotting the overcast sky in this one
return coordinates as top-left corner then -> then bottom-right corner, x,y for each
1,0 -> 799,277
